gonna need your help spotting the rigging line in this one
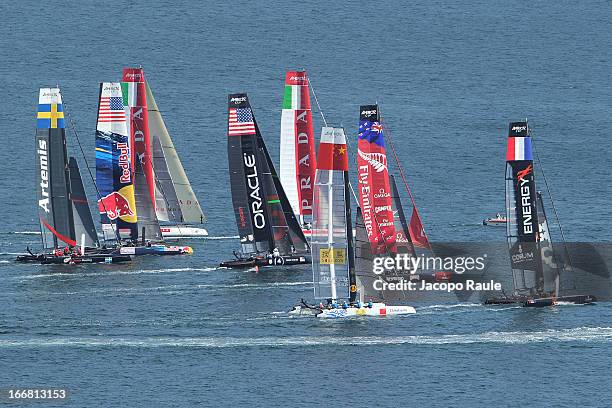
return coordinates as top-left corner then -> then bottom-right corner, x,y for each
530,129 -> 575,278
380,114 -> 433,247
307,77 -> 328,127
63,99 -> 119,243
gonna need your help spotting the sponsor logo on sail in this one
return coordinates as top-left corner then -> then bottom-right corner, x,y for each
37,139 -> 50,213
244,153 -> 266,229
118,143 -> 131,183
124,72 -> 143,81
358,165 -> 373,237
361,109 -> 377,117
375,205 -> 392,214
374,188 -> 390,199
98,191 -> 134,220
230,96 -> 247,104
518,165 -> 534,234
512,125 -> 527,132
357,149 -> 387,172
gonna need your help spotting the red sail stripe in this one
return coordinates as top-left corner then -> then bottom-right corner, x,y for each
41,218 -> 77,247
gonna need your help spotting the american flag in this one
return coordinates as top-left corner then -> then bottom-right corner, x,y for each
228,108 -> 256,136
98,96 -> 126,123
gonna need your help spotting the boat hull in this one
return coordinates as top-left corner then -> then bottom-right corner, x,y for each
219,254 -> 311,268
35,254 -> 132,264
160,226 -> 208,239
524,295 -> 597,307
484,296 -> 528,305
317,303 -> 416,318
483,219 -> 507,226
118,245 -> 193,256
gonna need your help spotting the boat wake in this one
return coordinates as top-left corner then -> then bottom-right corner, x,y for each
16,280 -> 313,297
204,235 -> 239,240
17,267 -> 222,280
1,327 -> 610,348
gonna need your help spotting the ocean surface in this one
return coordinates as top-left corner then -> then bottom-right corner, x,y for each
1,0 -> 612,406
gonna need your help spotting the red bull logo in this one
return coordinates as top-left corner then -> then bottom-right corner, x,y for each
98,191 -> 134,220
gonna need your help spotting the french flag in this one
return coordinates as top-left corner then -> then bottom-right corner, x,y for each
506,137 -> 533,161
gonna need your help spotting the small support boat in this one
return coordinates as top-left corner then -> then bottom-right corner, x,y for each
483,213 -> 507,226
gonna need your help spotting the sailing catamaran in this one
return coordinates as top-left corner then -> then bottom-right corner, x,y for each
17,88 -> 131,264
484,121 -> 596,307
220,93 -> 311,268
122,67 -> 207,240
95,79 -> 191,256
279,70 -> 317,237
292,127 -> 415,317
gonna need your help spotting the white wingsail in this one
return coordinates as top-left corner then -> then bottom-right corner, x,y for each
279,71 -> 316,228
145,81 -> 207,237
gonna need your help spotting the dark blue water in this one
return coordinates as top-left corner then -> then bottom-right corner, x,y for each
1,1 -> 612,406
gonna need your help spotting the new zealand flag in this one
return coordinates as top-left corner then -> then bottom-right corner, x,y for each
358,121 -> 385,147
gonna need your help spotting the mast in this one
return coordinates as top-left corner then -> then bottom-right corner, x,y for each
279,71 -> 316,227
505,121 -> 543,296
95,82 -> 138,242
356,105 -> 396,255
145,81 -> 205,224
312,127 -> 350,301
36,88 -> 76,249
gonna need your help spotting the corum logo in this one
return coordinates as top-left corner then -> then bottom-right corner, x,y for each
517,164 -> 533,181
361,109 -> 377,116
230,97 -> 247,104
512,125 -> 527,132
290,76 -> 306,81
358,149 -> 387,172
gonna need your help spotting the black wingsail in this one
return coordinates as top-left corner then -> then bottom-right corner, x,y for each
36,88 -> 76,249
68,157 -> 99,248
355,207 -> 384,302
389,175 -> 416,256
535,191 -> 561,296
227,94 -> 274,255
505,121 -> 543,296
134,159 -> 163,242
256,128 -> 309,255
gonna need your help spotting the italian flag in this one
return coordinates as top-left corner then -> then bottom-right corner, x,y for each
282,71 -> 310,110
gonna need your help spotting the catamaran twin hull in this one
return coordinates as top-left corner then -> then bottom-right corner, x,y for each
317,303 -> 416,318
160,226 -> 208,239
219,254 -> 311,268
118,245 -> 193,256
15,253 -> 132,265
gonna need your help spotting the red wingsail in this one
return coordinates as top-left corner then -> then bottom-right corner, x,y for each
122,67 -> 155,210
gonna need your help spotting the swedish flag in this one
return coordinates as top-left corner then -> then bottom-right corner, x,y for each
37,103 -> 65,128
